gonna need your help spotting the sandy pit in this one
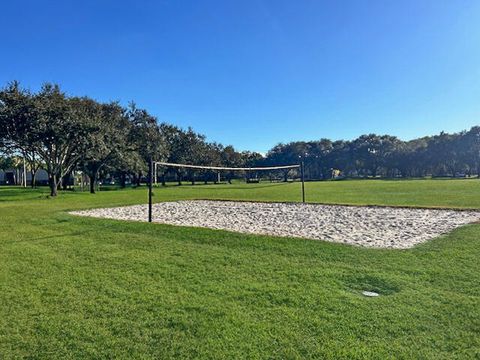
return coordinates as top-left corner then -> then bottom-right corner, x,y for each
70,200 -> 480,249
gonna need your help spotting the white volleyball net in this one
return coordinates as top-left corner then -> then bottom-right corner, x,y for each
152,161 -> 301,184
146,161 -> 305,221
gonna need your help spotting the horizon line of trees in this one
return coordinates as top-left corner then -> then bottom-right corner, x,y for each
265,128 -> 480,181
1,81 -> 479,196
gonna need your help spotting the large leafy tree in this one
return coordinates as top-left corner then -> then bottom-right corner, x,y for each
180,128 -> 207,185
426,132 -> 465,176
221,145 -> 243,183
0,81 -> 43,187
160,125 -> 206,185
200,142 -> 224,184
265,143 -> 305,181
80,100 -> 130,193
127,103 -> 167,186
33,84 -> 95,196
462,126 -> 480,176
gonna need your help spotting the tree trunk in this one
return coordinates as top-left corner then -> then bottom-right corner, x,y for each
62,174 -> 69,190
136,173 -> 141,187
120,173 -> 126,188
89,174 -> 96,194
49,175 -> 58,197
30,169 -> 36,188
177,171 -> 182,185
162,172 -> 166,186
29,152 -> 37,188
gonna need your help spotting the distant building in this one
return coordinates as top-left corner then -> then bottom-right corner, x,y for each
0,168 -> 49,185
27,169 -> 49,185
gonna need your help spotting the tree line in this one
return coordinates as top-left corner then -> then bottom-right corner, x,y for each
1,81 -> 478,197
0,82 -> 262,196
265,129 -> 480,180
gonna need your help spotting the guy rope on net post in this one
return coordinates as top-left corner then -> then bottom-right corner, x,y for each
148,157 -> 153,223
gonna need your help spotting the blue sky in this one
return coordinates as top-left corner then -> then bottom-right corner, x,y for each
1,0 -> 480,152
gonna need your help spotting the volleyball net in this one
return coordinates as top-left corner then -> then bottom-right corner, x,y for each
146,161 -> 305,222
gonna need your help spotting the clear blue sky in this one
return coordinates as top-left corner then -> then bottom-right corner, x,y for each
1,0 -> 480,152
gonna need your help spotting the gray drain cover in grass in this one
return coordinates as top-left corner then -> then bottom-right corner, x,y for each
362,291 -> 380,297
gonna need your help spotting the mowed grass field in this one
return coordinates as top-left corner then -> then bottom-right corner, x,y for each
1,179 -> 479,359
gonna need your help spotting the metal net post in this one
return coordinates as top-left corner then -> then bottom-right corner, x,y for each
300,160 -> 305,203
148,158 -> 153,222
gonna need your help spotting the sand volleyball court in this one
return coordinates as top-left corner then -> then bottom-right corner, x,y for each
70,200 -> 480,249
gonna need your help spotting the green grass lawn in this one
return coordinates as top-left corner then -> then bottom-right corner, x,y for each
1,179 -> 479,359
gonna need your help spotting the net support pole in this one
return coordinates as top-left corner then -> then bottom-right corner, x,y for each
23,157 -> 27,187
300,160 -> 305,203
148,157 -> 153,223
154,162 -> 158,185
